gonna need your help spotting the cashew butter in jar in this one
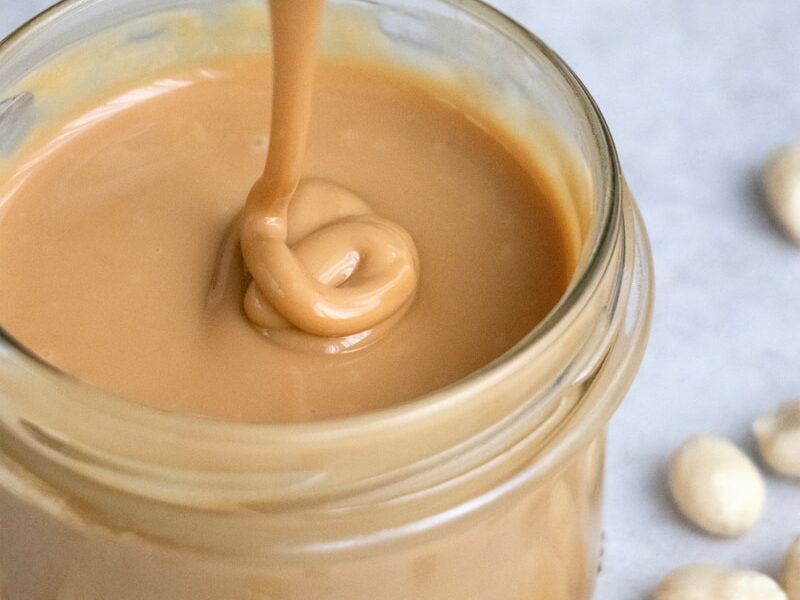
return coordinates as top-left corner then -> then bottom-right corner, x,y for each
0,1 -> 653,598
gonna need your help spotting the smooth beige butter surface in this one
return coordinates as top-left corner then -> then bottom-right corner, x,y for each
0,55 -> 574,423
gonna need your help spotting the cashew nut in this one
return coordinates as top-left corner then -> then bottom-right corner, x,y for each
653,564 -> 787,600
783,536 -> 800,600
754,401 -> 800,478
668,435 -> 765,536
763,146 -> 800,244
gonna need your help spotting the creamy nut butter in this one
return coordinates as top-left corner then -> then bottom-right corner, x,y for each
240,0 -> 421,346
0,33 -> 573,423
0,1 -> 653,599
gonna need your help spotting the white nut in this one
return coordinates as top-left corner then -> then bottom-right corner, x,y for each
653,565 -> 787,600
783,536 -> 800,600
668,435 -> 765,536
763,146 -> 800,244
754,401 -> 800,478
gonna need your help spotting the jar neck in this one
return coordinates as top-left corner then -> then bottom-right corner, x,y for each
0,184 -> 654,560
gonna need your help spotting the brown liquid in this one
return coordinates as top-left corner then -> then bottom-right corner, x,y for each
240,0 -> 420,348
0,55 -> 572,423
239,0 -> 419,349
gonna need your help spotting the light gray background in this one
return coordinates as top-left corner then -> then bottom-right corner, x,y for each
2,1 -> 799,598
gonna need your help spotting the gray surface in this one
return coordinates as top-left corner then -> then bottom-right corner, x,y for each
2,1 -> 800,598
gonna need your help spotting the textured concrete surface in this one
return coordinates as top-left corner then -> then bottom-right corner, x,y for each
2,1 -> 800,598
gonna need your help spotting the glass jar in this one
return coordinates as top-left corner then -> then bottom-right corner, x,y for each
0,1 -> 653,599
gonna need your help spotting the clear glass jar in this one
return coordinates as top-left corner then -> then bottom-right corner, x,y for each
0,1 -> 653,599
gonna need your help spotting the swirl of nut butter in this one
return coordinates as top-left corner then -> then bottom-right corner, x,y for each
241,179 -> 419,339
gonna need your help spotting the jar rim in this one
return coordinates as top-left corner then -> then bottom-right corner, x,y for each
0,0 -> 622,442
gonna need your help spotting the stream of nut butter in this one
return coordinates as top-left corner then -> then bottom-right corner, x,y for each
0,1 -> 574,424
240,0 -> 420,344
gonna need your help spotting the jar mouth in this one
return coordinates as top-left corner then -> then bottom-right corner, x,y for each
0,0 -> 621,441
